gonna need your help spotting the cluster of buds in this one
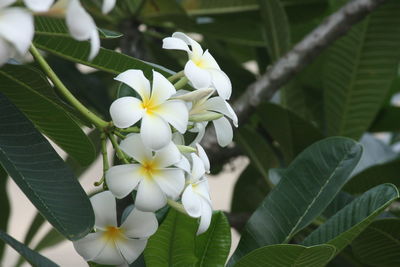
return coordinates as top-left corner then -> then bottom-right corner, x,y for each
73,33 -> 237,265
0,0 -> 116,65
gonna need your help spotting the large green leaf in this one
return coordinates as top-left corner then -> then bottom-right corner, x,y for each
344,134 -> 400,194
258,103 -> 324,163
302,184 -> 399,254
195,211 -> 231,267
33,36 -> 173,77
370,106 -> 400,132
234,244 -> 335,267
0,64 -> 96,166
181,0 -> 258,15
144,209 -> 198,266
352,218 -> 400,266
236,126 -> 278,180
0,231 -> 57,267
228,137 -> 362,265
0,93 -> 94,240
324,1 -> 400,139
0,166 -> 9,259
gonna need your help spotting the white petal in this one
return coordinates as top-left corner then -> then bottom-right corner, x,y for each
213,117 -> 233,147
184,60 -> 212,90
102,0 -> 116,13
203,97 -> 237,126
23,0 -> 54,12
73,232 -> 107,262
209,69 -> 231,100
200,50 -> 220,70
119,133 -> 151,164
175,155 -> 191,173
0,0 -> 15,9
151,71 -> 176,106
141,114 -> 171,151
197,200 -> 212,235
121,208 -> 158,238
162,37 -> 190,53
116,237 -> 147,264
90,191 -> 117,229
114,69 -> 151,101
196,144 -> 210,173
66,0 -> 96,41
153,168 -> 185,199
89,29 -> 100,61
172,32 -> 203,59
153,142 -> 181,167
0,38 -> 14,66
173,88 -> 214,102
191,153 -> 205,181
0,8 -> 33,54
172,132 -> 185,145
194,179 -> 211,205
155,100 -> 188,134
135,178 -> 166,212
188,122 -> 206,146
105,164 -> 143,199
110,97 -> 144,129
182,185 -> 202,218
90,239 -> 125,265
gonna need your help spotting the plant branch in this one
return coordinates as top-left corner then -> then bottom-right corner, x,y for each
108,133 -> 130,164
29,44 -> 110,129
202,0 -> 387,161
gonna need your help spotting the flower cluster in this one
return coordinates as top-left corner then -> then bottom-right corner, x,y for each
0,0 -> 116,66
74,32 -> 237,265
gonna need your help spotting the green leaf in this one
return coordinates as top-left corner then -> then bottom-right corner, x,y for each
236,126 -> 278,180
0,230 -> 57,267
144,209 -> 198,266
352,218 -> 400,266
33,36 -> 173,77
181,0 -> 258,15
258,103 -> 324,163
0,93 -> 94,240
234,244 -> 335,267
229,137 -> 362,265
35,16 -> 122,39
370,106 -> 400,132
195,211 -> 231,267
0,64 -> 96,166
0,166 -> 9,259
302,184 -> 399,254
344,134 -> 400,194
231,164 -> 270,214
258,0 -> 291,62
324,1 -> 400,139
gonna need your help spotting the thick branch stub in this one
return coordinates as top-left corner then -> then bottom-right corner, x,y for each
203,0 -> 387,160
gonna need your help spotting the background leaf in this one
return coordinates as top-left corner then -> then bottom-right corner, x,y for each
0,93 -> 94,240
324,0 -> 400,139
352,218 -> 400,267
229,137 -> 362,265
0,231 -> 57,267
234,244 -> 335,267
0,166 -> 9,259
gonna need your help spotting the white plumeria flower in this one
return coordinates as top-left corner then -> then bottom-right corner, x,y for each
110,69 -> 189,150
182,154 -> 212,235
105,133 -> 186,212
0,5 -> 33,66
190,95 -> 238,147
162,32 -> 232,100
102,0 -> 116,13
73,191 -> 158,265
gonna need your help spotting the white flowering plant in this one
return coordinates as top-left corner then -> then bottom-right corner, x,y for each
0,1 -> 400,267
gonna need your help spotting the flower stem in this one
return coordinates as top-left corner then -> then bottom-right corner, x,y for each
118,126 -> 140,133
167,199 -> 188,215
108,133 -> 130,164
174,77 -> 189,90
168,71 -> 184,82
29,44 -> 110,130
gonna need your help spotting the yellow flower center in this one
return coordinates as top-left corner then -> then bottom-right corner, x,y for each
139,160 -> 159,178
193,58 -> 205,68
102,226 -> 124,241
141,97 -> 157,115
